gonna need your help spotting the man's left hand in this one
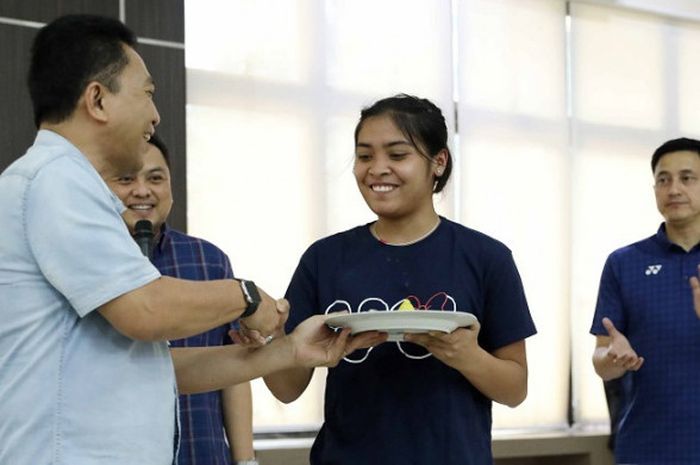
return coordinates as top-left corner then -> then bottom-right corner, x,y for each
690,265 -> 700,319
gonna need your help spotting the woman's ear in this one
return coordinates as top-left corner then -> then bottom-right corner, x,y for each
83,81 -> 109,123
434,149 -> 448,176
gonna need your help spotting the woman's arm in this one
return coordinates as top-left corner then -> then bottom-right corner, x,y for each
406,324 -> 528,407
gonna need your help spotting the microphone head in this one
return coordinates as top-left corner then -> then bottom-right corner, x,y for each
134,219 -> 153,238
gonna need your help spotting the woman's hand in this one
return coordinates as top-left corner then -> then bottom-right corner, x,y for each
404,320 -> 481,371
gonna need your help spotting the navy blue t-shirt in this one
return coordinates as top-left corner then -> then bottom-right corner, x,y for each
591,225 -> 700,464
286,218 -> 536,465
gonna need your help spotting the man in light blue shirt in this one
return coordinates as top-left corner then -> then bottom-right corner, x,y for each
0,128 -> 174,464
0,14 -> 380,465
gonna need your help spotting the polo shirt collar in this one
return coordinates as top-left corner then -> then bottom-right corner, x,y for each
654,223 -> 700,253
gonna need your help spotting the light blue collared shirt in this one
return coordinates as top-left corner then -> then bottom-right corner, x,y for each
0,130 -> 175,465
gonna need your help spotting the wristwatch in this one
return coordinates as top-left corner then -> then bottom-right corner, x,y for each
239,279 -> 261,318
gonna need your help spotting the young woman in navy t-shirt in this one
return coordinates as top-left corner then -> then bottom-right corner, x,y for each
264,94 -> 537,465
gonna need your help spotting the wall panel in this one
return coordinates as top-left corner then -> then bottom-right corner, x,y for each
0,0 -> 186,231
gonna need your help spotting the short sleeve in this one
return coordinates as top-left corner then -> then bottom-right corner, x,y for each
480,250 -> 537,351
284,247 -> 319,333
25,158 -> 160,317
590,254 -> 625,336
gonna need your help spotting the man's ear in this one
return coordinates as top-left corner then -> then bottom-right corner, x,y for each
83,81 -> 109,123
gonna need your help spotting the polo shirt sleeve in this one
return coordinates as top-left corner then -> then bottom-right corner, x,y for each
590,253 -> 626,336
24,157 -> 160,317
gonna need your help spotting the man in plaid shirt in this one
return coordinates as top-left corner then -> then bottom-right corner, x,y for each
107,134 -> 257,465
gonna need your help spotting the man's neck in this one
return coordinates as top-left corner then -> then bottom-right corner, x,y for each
40,121 -> 110,176
665,221 -> 700,252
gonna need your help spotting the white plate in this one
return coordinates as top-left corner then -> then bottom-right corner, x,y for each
325,310 -> 478,341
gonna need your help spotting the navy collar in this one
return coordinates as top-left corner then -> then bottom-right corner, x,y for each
653,223 -> 700,253
152,223 -> 172,259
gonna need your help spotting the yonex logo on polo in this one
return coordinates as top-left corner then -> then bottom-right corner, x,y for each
645,264 -> 662,275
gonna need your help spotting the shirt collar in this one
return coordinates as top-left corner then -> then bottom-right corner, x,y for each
654,223 -> 673,249
35,129 -> 89,169
152,223 -> 171,259
35,129 -> 125,213
653,222 -> 700,253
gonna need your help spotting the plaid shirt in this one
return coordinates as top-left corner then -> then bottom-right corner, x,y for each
152,225 -> 236,465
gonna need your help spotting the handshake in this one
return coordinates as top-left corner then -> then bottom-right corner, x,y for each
233,281 -> 387,368
235,281 -> 289,345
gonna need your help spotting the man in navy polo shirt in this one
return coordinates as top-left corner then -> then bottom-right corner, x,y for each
591,138 -> 700,464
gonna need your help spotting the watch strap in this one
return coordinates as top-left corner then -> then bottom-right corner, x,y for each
239,279 -> 261,318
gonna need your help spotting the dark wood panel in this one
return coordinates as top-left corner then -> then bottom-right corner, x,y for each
0,24 -> 38,171
0,0 -> 119,24
137,44 -> 187,232
125,0 -> 184,43
0,5 -> 187,232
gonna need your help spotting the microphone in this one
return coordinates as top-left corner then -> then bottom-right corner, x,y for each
134,219 -> 154,258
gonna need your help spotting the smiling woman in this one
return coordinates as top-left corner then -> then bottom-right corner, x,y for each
353,96 -> 450,242
354,116 -> 444,240
261,94 -> 536,465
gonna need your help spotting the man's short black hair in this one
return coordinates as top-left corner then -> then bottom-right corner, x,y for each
651,138 -> 700,172
147,133 -> 170,169
28,14 -> 137,128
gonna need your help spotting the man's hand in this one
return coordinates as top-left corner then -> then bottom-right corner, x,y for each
239,287 -> 288,339
602,317 -> 644,372
288,314 -> 387,368
232,298 -> 289,347
690,265 -> 700,319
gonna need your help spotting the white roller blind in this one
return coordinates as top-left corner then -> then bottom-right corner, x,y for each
186,0 -> 453,430
457,0 -> 569,430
